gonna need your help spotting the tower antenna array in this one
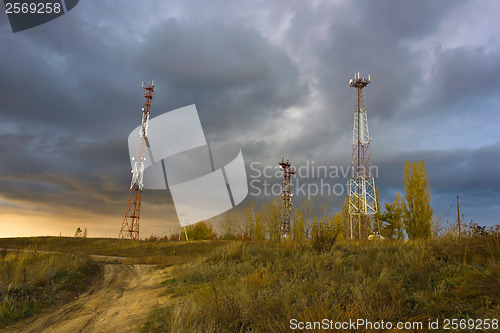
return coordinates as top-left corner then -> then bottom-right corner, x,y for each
348,73 -> 377,239
119,81 -> 155,240
279,158 -> 296,238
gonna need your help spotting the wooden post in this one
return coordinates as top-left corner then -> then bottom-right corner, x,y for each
457,195 -> 461,239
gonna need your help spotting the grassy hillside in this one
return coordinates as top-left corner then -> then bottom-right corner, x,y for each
1,236 -> 499,332
0,249 -> 96,328
142,237 -> 500,332
0,237 -> 227,265
0,237 -> 226,328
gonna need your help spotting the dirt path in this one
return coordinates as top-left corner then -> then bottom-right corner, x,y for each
2,263 -> 172,333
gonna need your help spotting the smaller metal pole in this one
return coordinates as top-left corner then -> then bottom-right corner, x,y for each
457,195 -> 460,239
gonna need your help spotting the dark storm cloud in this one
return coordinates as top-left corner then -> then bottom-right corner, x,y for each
260,0 -> 499,224
0,132 -> 129,215
422,46 -> 500,110
0,10 -> 149,139
313,0 -> 465,123
0,132 -> 126,175
238,0 -> 471,169
380,151 -> 500,225
0,0 -> 499,236
0,14 -> 307,218
375,144 -> 500,207
134,19 -> 308,139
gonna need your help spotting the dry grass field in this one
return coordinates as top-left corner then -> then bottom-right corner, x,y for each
1,235 -> 499,332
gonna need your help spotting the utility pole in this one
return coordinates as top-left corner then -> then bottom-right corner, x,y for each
179,213 -> 188,241
457,195 -> 461,239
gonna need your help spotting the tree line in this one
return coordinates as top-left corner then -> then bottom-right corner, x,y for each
218,160 -> 434,242
149,160 -> 496,244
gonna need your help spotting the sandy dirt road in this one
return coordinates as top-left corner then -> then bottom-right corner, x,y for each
2,263 -> 171,333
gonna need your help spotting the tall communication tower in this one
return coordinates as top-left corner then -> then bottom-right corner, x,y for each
348,73 -> 377,239
119,81 -> 155,240
279,158 -> 296,238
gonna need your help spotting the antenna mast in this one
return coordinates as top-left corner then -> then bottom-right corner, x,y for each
279,158 -> 296,239
119,81 -> 155,240
348,73 -> 377,239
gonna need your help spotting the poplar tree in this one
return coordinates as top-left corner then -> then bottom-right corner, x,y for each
381,193 -> 405,239
241,201 -> 255,240
291,208 -> 306,242
341,197 -> 350,239
264,199 -> 281,242
254,210 -> 266,241
403,160 -> 433,239
221,210 -> 238,239
332,212 -> 345,240
301,198 -> 315,238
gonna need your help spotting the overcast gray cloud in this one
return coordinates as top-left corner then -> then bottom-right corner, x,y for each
135,18 -> 308,138
0,0 -> 499,237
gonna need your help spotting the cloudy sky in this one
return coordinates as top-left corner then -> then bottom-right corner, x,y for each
1,0 -> 499,238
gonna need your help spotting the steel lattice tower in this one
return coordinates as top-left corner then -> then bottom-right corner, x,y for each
279,158 -> 295,238
119,81 -> 155,240
348,73 -> 377,239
